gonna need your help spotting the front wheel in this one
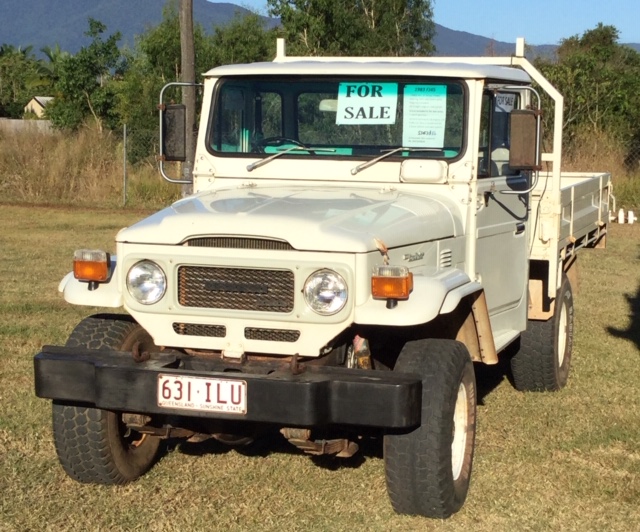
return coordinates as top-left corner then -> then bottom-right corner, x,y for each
52,315 -> 160,484
384,339 -> 477,518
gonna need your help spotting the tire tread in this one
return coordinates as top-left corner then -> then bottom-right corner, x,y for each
384,339 -> 476,518
52,315 -> 159,484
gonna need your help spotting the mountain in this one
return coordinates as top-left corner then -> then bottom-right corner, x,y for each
432,24 -> 558,58
0,0 -> 258,54
1,0 -> 639,58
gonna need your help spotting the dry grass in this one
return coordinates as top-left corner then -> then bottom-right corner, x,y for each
562,130 -> 640,210
0,204 -> 639,531
0,128 -> 179,209
1,127 -> 638,211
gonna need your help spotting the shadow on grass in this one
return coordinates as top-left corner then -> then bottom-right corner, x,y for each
154,355 -> 519,471
166,427 -> 382,471
473,349 -> 516,405
606,284 -> 640,351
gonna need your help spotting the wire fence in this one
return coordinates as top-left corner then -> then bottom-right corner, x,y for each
3,121 -> 637,207
118,124 -> 640,212
120,123 -> 640,182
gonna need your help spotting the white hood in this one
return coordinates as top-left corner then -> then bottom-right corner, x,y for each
117,186 -> 461,253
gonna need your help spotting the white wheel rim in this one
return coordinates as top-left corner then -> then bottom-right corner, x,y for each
558,298 -> 568,368
451,382 -> 468,481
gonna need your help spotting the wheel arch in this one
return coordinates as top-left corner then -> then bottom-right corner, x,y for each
446,290 -> 498,365
528,257 -> 578,320
59,271 -> 123,308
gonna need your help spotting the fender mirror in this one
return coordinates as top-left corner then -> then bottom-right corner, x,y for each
160,104 -> 186,162
509,110 -> 541,170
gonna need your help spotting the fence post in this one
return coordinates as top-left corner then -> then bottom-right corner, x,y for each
123,124 -> 128,207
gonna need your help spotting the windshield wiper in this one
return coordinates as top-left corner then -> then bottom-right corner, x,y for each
350,147 -> 442,175
246,146 -> 335,172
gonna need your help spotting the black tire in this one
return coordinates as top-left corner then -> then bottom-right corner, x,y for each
511,276 -> 574,391
52,315 -> 161,484
384,339 -> 477,518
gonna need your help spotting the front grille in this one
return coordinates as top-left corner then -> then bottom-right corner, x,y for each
185,237 -> 294,251
245,327 -> 300,343
173,323 -> 226,337
178,266 -> 295,313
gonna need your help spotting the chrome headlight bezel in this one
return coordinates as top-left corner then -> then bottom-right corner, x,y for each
303,269 -> 348,316
126,260 -> 167,305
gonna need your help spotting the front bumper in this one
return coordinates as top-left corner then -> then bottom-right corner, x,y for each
34,346 -> 421,429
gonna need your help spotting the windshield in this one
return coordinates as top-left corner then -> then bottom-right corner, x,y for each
208,77 -> 465,161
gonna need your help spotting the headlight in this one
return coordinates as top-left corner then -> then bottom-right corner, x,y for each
303,269 -> 348,315
126,260 -> 166,305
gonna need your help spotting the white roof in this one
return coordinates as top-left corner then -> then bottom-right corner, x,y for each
204,59 -> 531,84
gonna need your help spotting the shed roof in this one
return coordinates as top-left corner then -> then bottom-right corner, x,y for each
30,96 -> 54,107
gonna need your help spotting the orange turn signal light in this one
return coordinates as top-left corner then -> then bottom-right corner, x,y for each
371,266 -> 413,300
73,249 -> 110,282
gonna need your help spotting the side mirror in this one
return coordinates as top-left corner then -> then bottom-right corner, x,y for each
509,110 -> 541,170
160,104 -> 186,162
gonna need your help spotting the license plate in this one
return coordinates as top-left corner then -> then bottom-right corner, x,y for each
157,374 -> 247,415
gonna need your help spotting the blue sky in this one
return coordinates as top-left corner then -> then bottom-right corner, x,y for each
218,0 -> 640,45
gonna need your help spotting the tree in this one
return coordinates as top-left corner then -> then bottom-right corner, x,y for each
0,45 -> 45,118
115,3 -> 216,163
46,18 -> 123,131
116,7 -> 272,148
535,24 -> 640,145
39,44 -> 71,87
210,12 -> 277,66
267,0 -> 435,56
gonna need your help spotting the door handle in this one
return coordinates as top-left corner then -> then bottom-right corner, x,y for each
515,223 -> 526,235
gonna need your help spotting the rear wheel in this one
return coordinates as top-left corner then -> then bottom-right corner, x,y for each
52,315 -> 161,484
384,339 -> 476,518
511,276 -> 574,391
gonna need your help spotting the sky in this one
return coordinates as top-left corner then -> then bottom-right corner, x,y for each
221,0 -> 640,45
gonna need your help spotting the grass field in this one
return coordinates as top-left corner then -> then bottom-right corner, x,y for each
1,204 -> 639,531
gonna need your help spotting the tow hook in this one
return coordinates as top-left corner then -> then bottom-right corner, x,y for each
131,341 -> 150,363
290,353 -> 305,375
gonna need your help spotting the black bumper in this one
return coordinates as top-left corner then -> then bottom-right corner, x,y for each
34,346 -> 421,429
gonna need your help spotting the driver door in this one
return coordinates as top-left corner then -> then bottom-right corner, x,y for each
475,91 -> 529,333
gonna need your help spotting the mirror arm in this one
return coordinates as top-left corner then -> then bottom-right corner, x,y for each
158,82 -> 202,184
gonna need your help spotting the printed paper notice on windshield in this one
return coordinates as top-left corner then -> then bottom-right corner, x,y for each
402,85 -> 447,148
336,82 -> 398,125
495,93 -> 516,113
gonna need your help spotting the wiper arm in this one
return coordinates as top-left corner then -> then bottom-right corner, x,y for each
350,147 -> 441,176
247,146 -> 335,172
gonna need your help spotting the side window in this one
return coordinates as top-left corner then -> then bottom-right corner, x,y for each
479,92 -> 520,178
479,94 -> 491,176
212,88 -> 282,153
214,87 -> 246,153
254,92 -> 282,142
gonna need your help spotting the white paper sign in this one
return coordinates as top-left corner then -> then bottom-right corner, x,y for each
336,82 -> 398,125
402,85 -> 447,147
495,93 -> 516,113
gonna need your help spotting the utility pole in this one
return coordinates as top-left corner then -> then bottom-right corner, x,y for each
179,0 -> 196,196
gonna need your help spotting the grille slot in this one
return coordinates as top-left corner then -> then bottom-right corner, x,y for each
245,327 -> 300,343
178,266 -> 295,313
185,237 -> 294,251
440,249 -> 453,268
173,323 -> 226,337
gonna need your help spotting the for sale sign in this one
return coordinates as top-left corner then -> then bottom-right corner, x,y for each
336,82 -> 398,125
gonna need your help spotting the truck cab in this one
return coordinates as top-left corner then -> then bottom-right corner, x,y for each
35,39 -> 611,518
